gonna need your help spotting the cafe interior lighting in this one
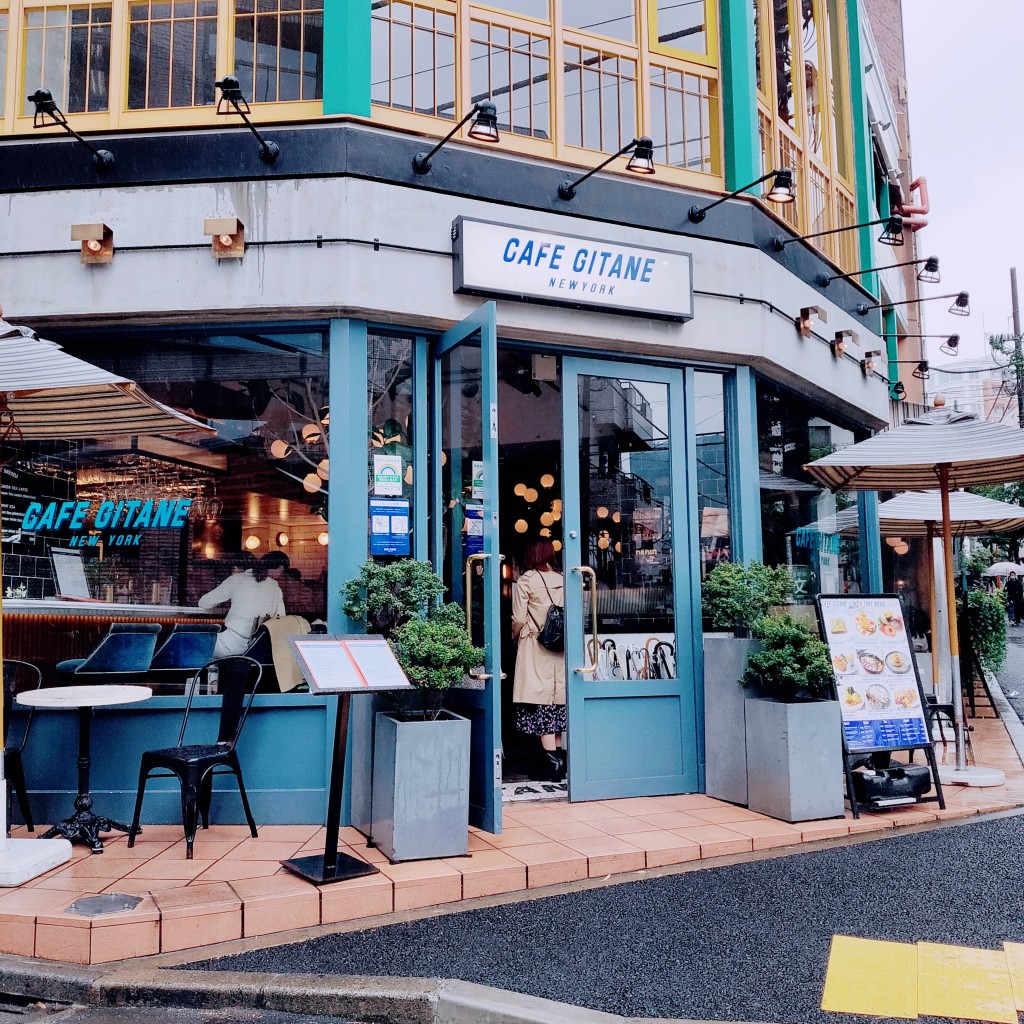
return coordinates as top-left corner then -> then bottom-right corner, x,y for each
214,76 -> 280,162
832,329 -> 858,358
893,541 -> 910,556
773,214 -> 904,253
317,531 -> 329,546
276,531 -> 289,547
797,305 -> 827,337
688,167 -> 795,223
558,136 -> 656,200
862,350 -> 882,375
816,255 -> 940,288
302,472 -> 322,493
244,534 -> 260,550
204,217 -> 245,260
412,102 -> 500,175
28,89 -> 114,170
540,473 -> 555,488
857,291 -> 970,318
71,223 -> 113,264
885,536 -> 904,547
269,439 -> 291,459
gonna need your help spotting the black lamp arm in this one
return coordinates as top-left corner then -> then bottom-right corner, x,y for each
558,140 -> 639,200
413,105 -> 483,174
228,100 -> 280,161
688,169 -> 776,221
860,292 -> 962,314
779,214 -> 894,249
823,255 -> 931,286
59,121 -> 107,162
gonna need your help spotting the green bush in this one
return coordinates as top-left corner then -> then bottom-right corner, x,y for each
965,588 -> 1007,673
341,559 -> 446,638
702,561 -> 794,632
741,614 -> 834,702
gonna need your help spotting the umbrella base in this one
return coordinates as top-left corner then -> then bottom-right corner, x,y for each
0,839 -> 73,886
938,765 -> 1006,788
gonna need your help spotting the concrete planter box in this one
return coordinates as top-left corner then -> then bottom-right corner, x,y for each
370,710 -> 471,863
703,635 -> 757,805
744,698 -> 844,822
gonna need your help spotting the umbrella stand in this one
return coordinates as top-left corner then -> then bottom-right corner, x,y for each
926,524 -> 940,694
938,467 -> 1005,787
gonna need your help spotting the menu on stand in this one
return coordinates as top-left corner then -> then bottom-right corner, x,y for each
817,595 -> 929,753
287,635 -> 412,695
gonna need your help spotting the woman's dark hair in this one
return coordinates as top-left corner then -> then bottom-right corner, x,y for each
523,539 -> 559,572
254,550 -> 290,581
231,552 -> 257,573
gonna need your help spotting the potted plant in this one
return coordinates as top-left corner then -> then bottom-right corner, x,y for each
702,561 -> 793,805
740,614 -> 844,822
342,560 -> 484,862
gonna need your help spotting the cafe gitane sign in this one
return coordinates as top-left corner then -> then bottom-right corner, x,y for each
452,217 -> 693,321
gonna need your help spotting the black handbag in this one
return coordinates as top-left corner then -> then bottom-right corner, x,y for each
529,571 -> 564,653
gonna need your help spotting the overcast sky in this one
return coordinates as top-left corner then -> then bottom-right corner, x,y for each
901,2 -> 1023,366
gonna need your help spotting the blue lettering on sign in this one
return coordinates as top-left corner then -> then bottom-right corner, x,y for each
22,497 -> 194,533
503,237 -> 520,262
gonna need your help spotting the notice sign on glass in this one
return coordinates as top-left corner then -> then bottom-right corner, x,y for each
816,595 -> 930,753
287,636 -> 412,694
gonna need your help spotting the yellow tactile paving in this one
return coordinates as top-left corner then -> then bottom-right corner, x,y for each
821,935 -> 918,1019
1001,941 -> 1024,1011
916,942 -> 1017,1024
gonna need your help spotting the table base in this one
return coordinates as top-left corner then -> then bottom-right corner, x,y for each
41,812 -> 136,854
281,852 -> 380,886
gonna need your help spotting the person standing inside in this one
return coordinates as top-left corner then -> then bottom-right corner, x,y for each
199,551 -> 288,656
1006,571 -> 1023,627
511,539 -> 566,782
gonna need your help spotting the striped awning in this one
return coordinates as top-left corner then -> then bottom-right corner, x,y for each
804,409 -> 1024,491
0,320 -> 211,439
874,491 -> 1024,537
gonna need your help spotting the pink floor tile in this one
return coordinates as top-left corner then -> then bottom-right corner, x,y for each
124,859 -> 218,881
588,815 -> 658,836
671,824 -> 753,859
320,873 -> 394,925
721,820 -> 804,850
559,835 -> 646,876
193,860 -> 284,883
229,875 -> 321,937
598,797 -> 679,816
0,916 -> 35,956
532,820 -> 607,842
444,849 -> 527,899
686,806 -> 768,825
634,810 -> 712,830
218,840 -> 306,862
504,842 -> 589,888
477,826 -> 550,849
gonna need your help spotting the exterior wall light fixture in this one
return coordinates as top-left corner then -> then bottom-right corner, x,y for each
558,136 -> 655,200
773,214 -> 904,253
883,333 -> 961,356
797,305 -> 827,337
817,255 -> 940,288
71,223 -> 113,264
861,350 -> 882,375
215,76 -> 280,162
889,359 -> 931,380
857,291 -> 969,318
413,102 -> 500,175
832,329 -> 858,358
688,167 -> 794,223
204,217 -> 245,259
29,89 -> 114,170
891,381 -> 907,400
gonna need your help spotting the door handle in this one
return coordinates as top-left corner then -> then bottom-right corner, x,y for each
572,565 -> 599,675
463,554 -> 506,681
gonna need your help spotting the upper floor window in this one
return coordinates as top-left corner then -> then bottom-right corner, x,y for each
649,65 -> 715,172
563,0 -> 634,43
650,0 -> 709,58
371,1 -> 455,117
825,0 -> 850,178
470,19 -> 550,138
23,4 -> 111,114
771,0 -> 796,129
481,0 -> 548,18
0,13 -> 7,108
127,0 -> 217,109
563,43 -> 637,152
800,0 -> 823,156
234,0 -> 323,104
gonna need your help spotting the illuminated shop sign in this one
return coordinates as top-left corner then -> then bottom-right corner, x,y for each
452,217 -> 694,321
21,498 -> 192,547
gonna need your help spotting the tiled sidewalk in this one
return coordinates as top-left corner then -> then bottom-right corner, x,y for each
3,716 -> 1023,966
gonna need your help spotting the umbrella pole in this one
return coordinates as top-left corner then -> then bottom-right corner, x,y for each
939,470 -> 967,771
927,523 -> 939,695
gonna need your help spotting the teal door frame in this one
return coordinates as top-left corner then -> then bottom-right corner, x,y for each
431,302 -> 503,833
561,356 -> 700,801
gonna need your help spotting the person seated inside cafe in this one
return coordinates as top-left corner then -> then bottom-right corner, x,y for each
198,551 -> 289,656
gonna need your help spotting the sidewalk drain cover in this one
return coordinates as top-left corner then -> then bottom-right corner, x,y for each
65,893 -> 143,917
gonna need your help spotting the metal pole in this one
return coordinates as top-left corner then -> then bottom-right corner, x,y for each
927,523 -> 939,693
1012,267 -> 1023,428
939,468 -> 967,771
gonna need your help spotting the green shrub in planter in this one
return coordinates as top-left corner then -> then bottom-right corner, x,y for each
741,614 -> 833,702
702,561 -> 794,634
341,558 -> 446,638
965,588 -> 1007,673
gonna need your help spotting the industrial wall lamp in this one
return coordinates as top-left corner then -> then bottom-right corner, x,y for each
29,89 -> 114,170
889,359 -> 931,380
817,255 -> 940,288
831,329 -> 858,358
687,167 -> 795,223
413,102 -> 500,175
558,136 -> 655,200
773,214 -> 904,253
214,76 -> 280,162
857,291 -> 970,318
883,333 -> 961,356
861,350 -> 883,375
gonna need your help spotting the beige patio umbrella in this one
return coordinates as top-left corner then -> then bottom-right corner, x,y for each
0,311 -> 211,884
804,404 -> 1024,787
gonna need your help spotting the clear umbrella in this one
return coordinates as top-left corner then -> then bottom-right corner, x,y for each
0,311 -> 210,884
804,404 -> 1024,787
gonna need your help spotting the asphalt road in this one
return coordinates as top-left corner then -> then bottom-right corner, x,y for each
21,1008 -> 347,1024
186,812 -> 1024,1024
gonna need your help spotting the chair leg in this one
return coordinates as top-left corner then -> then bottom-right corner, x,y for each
230,756 -> 258,838
180,769 -> 201,860
127,765 -> 150,848
6,752 -> 34,832
199,773 -> 213,830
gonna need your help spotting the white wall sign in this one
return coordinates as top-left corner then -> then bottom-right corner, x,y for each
453,217 -> 693,321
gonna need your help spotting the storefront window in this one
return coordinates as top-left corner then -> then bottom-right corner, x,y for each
367,332 -> 415,561
470,19 -> 550,138
695,372 -> 729,578
563,43 -> 637,152
128,0 -> 218,109
1,328 -> 329,691
233,0 -> 323,104
757,376 -> 862,602
22,4 -> 111,114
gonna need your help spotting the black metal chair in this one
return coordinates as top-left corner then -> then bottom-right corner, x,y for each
127,656 -> 262,859
3,659 -> 42,831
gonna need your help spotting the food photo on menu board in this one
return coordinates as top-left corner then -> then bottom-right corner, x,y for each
817,596 -> 930,753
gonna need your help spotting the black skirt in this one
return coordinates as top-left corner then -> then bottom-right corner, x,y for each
515,702 -> 567,736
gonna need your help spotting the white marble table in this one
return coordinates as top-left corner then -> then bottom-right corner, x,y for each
17,685 -> 152,853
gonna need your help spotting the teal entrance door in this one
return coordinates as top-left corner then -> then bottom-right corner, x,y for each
431,303 -> 503,833
561,358 -> 700,801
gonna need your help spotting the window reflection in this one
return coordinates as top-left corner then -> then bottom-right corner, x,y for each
479,0 -> 548,19
563,44 -> 637,152
563,0 -> 634,43
771,0 -> 795,128
801,0 -> 822,156
695,373 -> 729,579
470,19 -> 550,138
233,0 -> 324,103
652,0 -> 706,56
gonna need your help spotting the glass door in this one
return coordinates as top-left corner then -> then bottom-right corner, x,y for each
561,358 -> 699,801
431,303 -> 503,833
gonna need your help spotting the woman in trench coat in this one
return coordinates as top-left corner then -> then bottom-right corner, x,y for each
511,539 -> 566,781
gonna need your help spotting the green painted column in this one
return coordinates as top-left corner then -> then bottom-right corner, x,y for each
719,0 -> 760,190
323,0 -> 371,116
727,366 -> 763,563
858,491 -> 883,592
883,307 -> 900,399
